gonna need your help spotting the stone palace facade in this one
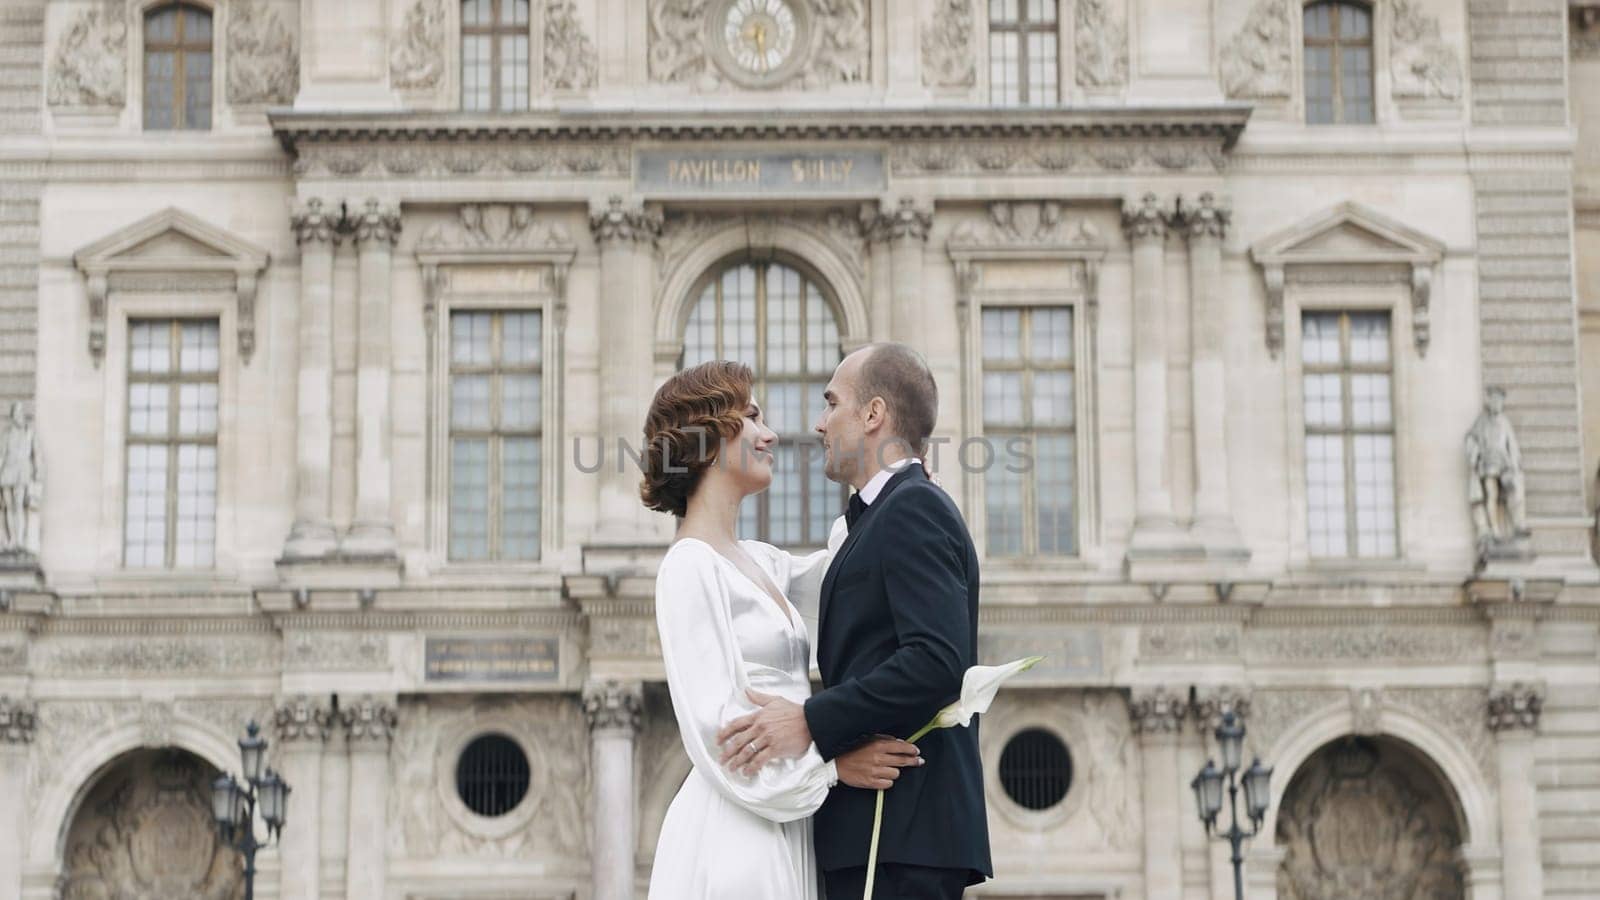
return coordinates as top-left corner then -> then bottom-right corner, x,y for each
1,1 -> 1599,898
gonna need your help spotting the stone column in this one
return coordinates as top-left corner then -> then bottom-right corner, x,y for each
274,696 -> 332,900
1122,194 -> 1181,552
588,197 -> 661,544
284,199 -> 342,560
319,722 -> 349,897
1488,683 -> 1544,900
865,198 -> 933,351
0,698 -> 35,900
1179,194 -> 1246,557
341,200 -> 401,558
1131,687 -> 1186,900
342,696 -> 397,900
584,680 -> 642,900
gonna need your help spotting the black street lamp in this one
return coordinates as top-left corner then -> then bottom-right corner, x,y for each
210,720 -> 291,900
1190,710 -> 1272,900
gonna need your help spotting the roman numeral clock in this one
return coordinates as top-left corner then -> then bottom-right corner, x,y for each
708,0 -> 814,88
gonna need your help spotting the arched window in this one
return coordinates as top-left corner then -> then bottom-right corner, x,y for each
1304,1 -> 1373,124
682,259 -> 845,546
143,3 -> 212,130
462,0 -> 530,111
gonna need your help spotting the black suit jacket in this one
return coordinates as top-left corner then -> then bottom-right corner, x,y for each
802,462 -> 991,883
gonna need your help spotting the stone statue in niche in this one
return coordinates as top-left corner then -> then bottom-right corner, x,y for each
0,402 -> 41,560
1465,386 -> 1530,564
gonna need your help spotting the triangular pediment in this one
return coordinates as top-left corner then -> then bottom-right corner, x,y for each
1250,202 -> 1444,267
73,207 -> 269,273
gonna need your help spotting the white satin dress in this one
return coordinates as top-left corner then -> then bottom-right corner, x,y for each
647,524 -> 846,900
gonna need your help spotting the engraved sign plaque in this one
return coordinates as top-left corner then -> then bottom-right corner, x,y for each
425,636 -> 560,683
635,148 -> 886,195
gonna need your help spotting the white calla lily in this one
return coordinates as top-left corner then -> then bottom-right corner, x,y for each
864,655 -> 1044,900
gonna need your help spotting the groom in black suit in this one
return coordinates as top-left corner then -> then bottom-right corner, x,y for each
717,342 -> 990,899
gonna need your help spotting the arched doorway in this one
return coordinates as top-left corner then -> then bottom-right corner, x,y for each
1275,735 -> 1465,900
681,256 -> 846,546
59,747 -> 244,900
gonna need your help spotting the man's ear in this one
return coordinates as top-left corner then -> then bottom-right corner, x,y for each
862,396 -> 887,434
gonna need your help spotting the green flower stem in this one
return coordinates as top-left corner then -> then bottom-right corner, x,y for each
864,715 -> 940,900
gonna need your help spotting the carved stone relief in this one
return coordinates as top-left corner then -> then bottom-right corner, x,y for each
1245,689 -> 1342,758
922,0 -> 976,87
1220,0 -> 1292,99
1129,686 -> 1187,736
1389,0 -> 1462,102
0,695 -> 36,744
226,0 -> 300,106
295,143 -> 631,179
59,749 -> 244,900
646,0 -> 869,89
28,702 -> 138,811
544,0 -> 599,90
284,631 -> 389,670
1275,737 -> 1465,900
389,695 -> 590,860
583,680 -> 643,733
1486,682 -> 1544,734
1388,687 -> 1495,785
1245,626 -> 1484,663
47,0 -> 127,107
948,201 -> 1101,248
391,0 -> 447,90
1070,692 -> 1141,849
889,139 -> 1225,176
35,636 -> 280,676
1075,0 -> 1127,88
417,204 -> 575,252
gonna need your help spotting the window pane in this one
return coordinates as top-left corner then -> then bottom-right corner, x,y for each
174,443 -> 216,567
1303,374 -> 1343,428
685,284 -> 717,367
983,372 -> 1023,426
1301,313 -> 1340,366
449,438 -> 490,560
503,0 -> 530,25
463,0 -> 492,26
765,382 -> 800,436
1348,313 -> 1389,363
1349,374 -> 1391,428
182,6 -> 212,43
147,7 -> 178,42
452,312 -> 493,366
1304,4 -> 1331,39
125,445 -> 169,567
499,35 -> 528,111
1340,4 -> 1370,39
180,321 -> 219,372
451,376 -> 492,429
1032,372 -> 1073,425
501,312 -> 541,365
184,51 -> 212,129
129,383 -> 170,437
1352,434 -> 1395,556
177,383 -> 218,436
985,461 -> 1024,556
462,35 -> 492,111
131,322 -> 171,373
1031,308 -> 1072,361
1035,433 -> 1074,554
982,308 -> 1022,361
768,267 -> 803,374
144,52 -> 176,130
500,374 -> 539,430
1031,0 -> 1057,24
1305,434 -> 1347,557
500,437 -> 540,560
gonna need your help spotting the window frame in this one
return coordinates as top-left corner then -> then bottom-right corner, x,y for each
459,0 -> 534,112
678,255 -> 848,549
1301,0 -> 1376,126
141,1 -> 215,132
984,0 -> 1064,107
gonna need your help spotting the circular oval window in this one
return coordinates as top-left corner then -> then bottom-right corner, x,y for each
999,728 -> 1073,811
455,733 -> 531,818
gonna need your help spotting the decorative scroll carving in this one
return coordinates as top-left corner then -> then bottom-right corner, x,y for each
1388,687 -> 1496,783
290,197 -> 344,246
350,199 -> 402,247
1275,737 -> 1465,900
805,0 -> 870,85
590,196 -> 663,246
227,0 -> 299,105
922,0 -> 976,87
418,204 -> 573,252
1389,0 -> 1462,101
1486,682 -> 1544,733
0,696 -> 36,744
1075,0 -> 1127,88
1220,0 -> 1291,99
544,0 -> 599,90
584,680 -> 643,733
274,696 -> 334,744
862,197 -> 932,244
59,750 -> 243,900
390,0 -> 447,89
47,0 -> 127,107
341,696 -> 399,748
648,0 -> 712,85
390,696 -> 590,859
1129,687 -> 1186,736
1192,686 -> 1252,733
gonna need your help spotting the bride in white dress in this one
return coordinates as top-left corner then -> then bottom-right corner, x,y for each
639,361 -> 921,899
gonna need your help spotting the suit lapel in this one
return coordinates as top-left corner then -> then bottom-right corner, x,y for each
818,463 -> 926,632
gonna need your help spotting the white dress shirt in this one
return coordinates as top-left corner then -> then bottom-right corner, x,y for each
858,456 -> 922,506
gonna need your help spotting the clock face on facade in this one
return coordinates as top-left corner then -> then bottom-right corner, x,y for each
709,0 -> 812,87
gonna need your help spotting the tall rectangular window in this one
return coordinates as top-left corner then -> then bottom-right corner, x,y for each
449,311 -> 542,561
982,306 -> 1075,556
1302,311 -> 1396,558
462,0 -> 530,112
1304,1 -> 1374,125
143,3 -> 212,130
125,320 -> 218,568
988,0 -> 1058,106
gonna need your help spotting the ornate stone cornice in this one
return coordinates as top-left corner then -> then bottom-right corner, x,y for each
0,696 -> 36,744
1174,192 -> 1230,242
1120,193 -> 1170,243
271,107 -> 1251,152
1486,683 -> 1544,734
1130,686 -> 1187,736
862,197 -> 932,244
583,679 -> 642,734
589,196 -> 662,247
350,199 -> 401,247
290,197 -> 344,246
341,696 -> 398,747
274,695 -> 334,744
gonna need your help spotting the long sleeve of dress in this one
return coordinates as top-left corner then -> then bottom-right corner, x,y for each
655,541 -> 839,824
764,516 -> 847,673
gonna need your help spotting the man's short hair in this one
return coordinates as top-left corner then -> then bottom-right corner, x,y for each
856,342 -> 938,455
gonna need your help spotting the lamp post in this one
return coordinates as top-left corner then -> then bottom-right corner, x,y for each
1190,710 -> 1272,900
210,720 -> 291,900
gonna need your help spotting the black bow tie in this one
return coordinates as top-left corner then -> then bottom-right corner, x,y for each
846,492 -> 868,530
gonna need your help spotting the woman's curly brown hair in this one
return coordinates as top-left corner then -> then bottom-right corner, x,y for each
639,360 -> 754,518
